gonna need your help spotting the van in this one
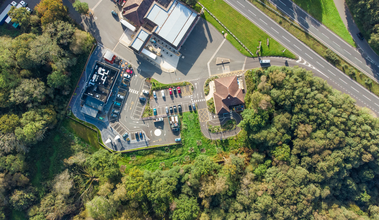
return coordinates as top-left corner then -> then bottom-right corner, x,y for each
260,60 -> 271,66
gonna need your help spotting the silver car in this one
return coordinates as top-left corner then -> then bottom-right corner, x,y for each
165,106 -> 168,114
153,91 -> 157,99
161,90 -> 165,98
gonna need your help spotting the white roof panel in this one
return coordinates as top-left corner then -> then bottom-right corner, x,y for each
131,38 -> 144,51
120,19 -> 136,32
131,29 -> 150,51
138,29 -> 149,41
173,12 -> 197,46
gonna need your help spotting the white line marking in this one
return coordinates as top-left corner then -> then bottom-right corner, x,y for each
305,53 -> 313,59
363,95 -> 372,101
339,78 -> 347,84
278,0 -> 286,6
316,61 -> 324,68
333,41 -> 341,47
322,33 -> 330,39
236,1 -> 245,7
289,8 -> 294,13
355,57 -> 363,63
207,39 -> 226,76
293,44 -> 302,51
248,10 -> 256,16
316,69 -> 329,78
375,103 -> 379,107
351,87 -> 359,93
92,0 -> 104,11
344,49 -> 351,55
260,18 -> 268,25
282,36 -> 290,42
271,27 -> 279,34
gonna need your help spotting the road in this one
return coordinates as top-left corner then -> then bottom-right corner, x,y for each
257,0 -> 379,81
225,0 -> 379,115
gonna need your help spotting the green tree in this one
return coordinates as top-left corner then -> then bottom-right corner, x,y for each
73,0 -> 89,14
47,71 -> 69,89
0,114 -> 20,134
35,0 -> 68,26
86,196 -> 117,220
8,7 -> 31,31
172,195 -> 200,220
10,188 -> 36,210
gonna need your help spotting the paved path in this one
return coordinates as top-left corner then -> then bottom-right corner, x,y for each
248,0 -> 379,82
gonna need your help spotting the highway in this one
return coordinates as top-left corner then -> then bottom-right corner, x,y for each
225,0 -> 379,115
266,0 -> 379,81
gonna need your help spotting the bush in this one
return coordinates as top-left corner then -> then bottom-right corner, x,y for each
207,98 -> 216,114
73,0 -> 89,14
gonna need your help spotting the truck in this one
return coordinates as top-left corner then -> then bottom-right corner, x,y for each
169,115 -> 180,131
0,4 -> 12,25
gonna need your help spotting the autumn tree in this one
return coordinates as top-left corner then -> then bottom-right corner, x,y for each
35,0 -> 68,26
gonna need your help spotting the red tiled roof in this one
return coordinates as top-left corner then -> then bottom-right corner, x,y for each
122,0 -> 154,27
213,76 -> 244,114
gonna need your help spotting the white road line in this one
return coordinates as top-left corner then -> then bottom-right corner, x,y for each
333,41 -> 341,47
236,1 -> 245,7
375,103 -> 379,107
271,27 -> 279,34
305,53 -> 313,59
355,57 -> 363,63
248,10 -> 256,16
363,95 -> 372,101
260,18 -> 268,25
278,0 -> 286,6
339,78 -> 347,84
328,70 -> 336,76
282,36 -> 290,42
289,8 -> 294,13
351,87 -> 360,93
207,39 -> 226,76
316,61 -> 324,68
322,33 -> 330,39
92,0 -> 104,11
293,44 -> 302,51
344,49 -> 351,55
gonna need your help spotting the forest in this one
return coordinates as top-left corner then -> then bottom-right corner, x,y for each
346,0 -> 379,52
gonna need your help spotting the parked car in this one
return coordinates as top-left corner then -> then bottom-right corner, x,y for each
192,103 -> 196,111
122,78 -> 130,86
165,106 -> 169,114
169,88 -> 172,95
135,132 -> 139,139
112,109 -> 120,114
155,117 -> 163,122
117,94 -> 124,99
98,116 -> 104,120
11,1 -> 17,6
177,86 -> 181,94
170,107 -> 173,113
139,97 -> 146,102
173,87 -> 176,94
139,132 -> 143,139
114,101 -> 121,106
173,105 -> 177,113
175,138 -> 181,142
26,7 -> 32,12
178,105 -> 182,112
123,73 -> 131,79
189,104 -> 192,111
123,133 -> 129,139
111,113 -> 118,118
143,90 -> 149,95
357,32 -> 364,40
19,1 -> 27,7
153,91 -> 157,99
153,108 -> 157,115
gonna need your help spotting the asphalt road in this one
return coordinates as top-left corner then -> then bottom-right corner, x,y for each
257,0 -> 379,81
225,0 -> 379,115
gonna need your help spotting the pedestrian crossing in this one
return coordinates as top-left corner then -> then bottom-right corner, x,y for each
129,89 -> 139,94
192,99 -> 206,102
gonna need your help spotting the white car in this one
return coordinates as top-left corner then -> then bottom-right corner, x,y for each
10,1 -> 17,7
142,90 -> 149,95
20,1 -> 27,7
117,94 -> 124,99
123,73 -> 131,79
161,90 -> 165,98
26,7 -> 32,12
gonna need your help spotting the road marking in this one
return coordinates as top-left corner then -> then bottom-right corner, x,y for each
248,10 -> 256,16
344,49 -> 352,55
278,0 -> 286,6
282,36 -> 290,42
236,1 -> 245,7
333,41 -> 341,47
322,33 -> 330,39
305,53 -> 313,59
207,39 -> 226,76
375,103 -> 379,107
328,70 -> 336,76
293,44 -> 302,51
363,95 -> 371,101
260,18 -> 268,25
339,78 -> 347,84
355,57 -> 363,63
351,87 -> 359,93
289,8 -> 294,13
92,0 -> 104,11
316,61 -> 324,68
271,27 -> 279,34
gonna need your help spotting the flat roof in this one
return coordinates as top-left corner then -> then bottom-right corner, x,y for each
81,105 -> 99,118
146,0 -> 197,47
131,29 -> 150,51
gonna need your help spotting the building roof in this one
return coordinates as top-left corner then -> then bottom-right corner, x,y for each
213,76 -> 244,114
122,0 -> 154,27
131,29 -> 150,51
146,0 -> 197,47
81,105 -> 99,118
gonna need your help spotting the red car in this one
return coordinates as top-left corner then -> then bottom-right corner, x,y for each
169,88 -> 173,95
177,86 -> 181,94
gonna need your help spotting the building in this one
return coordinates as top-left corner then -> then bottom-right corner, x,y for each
123,0 -> 199,57
81,62 -> 119,118
213,76 -> 245,115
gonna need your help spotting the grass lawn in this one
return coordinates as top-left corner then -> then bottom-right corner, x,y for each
292,0 -> 355,46
150,78 -> 192,90
118,112 -> 248,172
198,0 -> 296,59
62,118 -> 102,151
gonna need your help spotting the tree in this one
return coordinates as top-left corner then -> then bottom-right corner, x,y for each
86,196 -> 117,220
171,195 -> 200,220
85,149 -> 120,181
10,188 -> 36,210
9,79 -> 46,107
73,0 -> 89,14
8,7 -> 31,31
47,71 -> 70,89
0,114 -> 20,134
325,49 -> 339,65
35,0 -> 68,26
70,29 -> 94,54
43,20 -> 75,45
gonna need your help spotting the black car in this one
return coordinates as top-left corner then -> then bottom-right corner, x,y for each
357,32 -> 364,40
173,105 -> 177,113
192,103 -> 196,111
170,106 -> 173,113
189,104 -> 192,111
135,132 -> 139,140
139,97 -> 146,102
178,105 -> 182,112
139,132 -> 143,139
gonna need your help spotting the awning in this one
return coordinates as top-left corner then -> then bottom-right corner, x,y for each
120,19 -> 136,32
104,50 -> 115,63
142,48 -> 157,60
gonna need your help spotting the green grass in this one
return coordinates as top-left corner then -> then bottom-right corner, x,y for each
150,78 -> 192,91
119,112 -> 248,172
62,118 -> 102,151
10,210 -> 27,220
292,0 -> 355,46
0,25 -> 22,38
142,99 -> 153,118
198,0 -> 296,59
207,98 -> 216,114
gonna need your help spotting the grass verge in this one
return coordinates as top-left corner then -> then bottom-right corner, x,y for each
250,0 -> 379,98
207,98 -> 216,114
150,78 -> 192,91
292,0 -> 355,46
118,112 -> 248,172
198,0 -> 296,59
204,76 -> 218,96
142,99 -> 153,118
208,119 -> 237,133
